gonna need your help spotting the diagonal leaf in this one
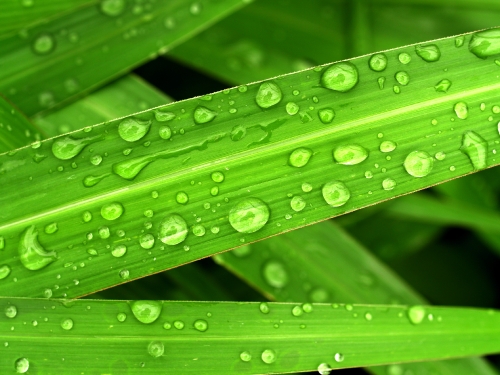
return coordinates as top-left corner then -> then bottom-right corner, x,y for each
1,297 -> 500,374
0,0 -> 249,116
1,29 -> 500,298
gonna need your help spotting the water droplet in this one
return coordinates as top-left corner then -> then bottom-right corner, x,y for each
194,319 -> 208,332
83,174 -> 109,188
333,144 -> 368,165
435,79 -> 451,93
44,288 -> 53,298
377,77 -> 385,89
174,320 -> 184,329
101,202 -> 124,221
395,71 -> 409,86
455,36 -> 465,48
398,53 -> 411,64
163,322 -> 171,329
148,341 -> 164,358
192,224 -> 206,237
117,312 -> 127,322
365,312 -> 372,321
159,214 -> 188,245
259,302 -> 270,314
368,53 -> 387,72
289,148 -> 313,167
286,102 -> 299,115
318,363 -> 332,375
435,151 -> 446,160
19,225 -> 56,271
100,0 -> 125,16
32,33 -> 55,55
263,260 -> 289,288
382,178 -> 396,191
460,131 -> 488,170
119,269 -> 130,279
407,305 -> 426,324
139,234 -> 155,249
52,135 -> 99,160
404,151 -> 433,177
302,303 -> 313,313
0,236 -> 4,250
43,222 -> 58,234
5,305 -> 17,318
301,182 -> 313,193
256,82 -> 282,108
0,265 -> 11,280
334,353 -> 344,363
194,106 -> 217,124
290,196 -> 306,212
415,44 -> 441,62
261,349 -> 276,364
175,191 -> 189,205
211,171 -> 225,182
454,101 -> 468,119
97,226 -> 109,239
240,351 -> 252,362
61,318 -> 74,330
229,198 -> 270,233
15,358 -> 29,373
379,141 -> 397,153
291,305 -> 303,317
118,118 -> 151,142
157,126 -> 172,141
318,108 -> 335,124
131,301 -> 162,324
320,62 -> 358,92
322,181 -> 350,207
469,28 -> 500,59
111,244 -> 127,258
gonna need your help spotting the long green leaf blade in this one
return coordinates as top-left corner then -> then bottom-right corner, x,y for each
1,29 -> 500,298
1,298 -> 500,374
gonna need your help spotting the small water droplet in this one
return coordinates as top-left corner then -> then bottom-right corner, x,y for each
44,222 -> 58,234
52,135 -> 99,160
365,312 -> 372,321
263,260 -> 289,288
334,353 -> 344,363
229,198 -> 270,233
301,182 -> 313,193
163,322 -> 171,329
139,234 -> 155,249
147,341 -> 164,358
0,236 -> 4,250
322,181 -> 350,207
382,178 -> 396,191
211,171 -> 225,182
90,154 -> 103,166
460,131 -> 488,170
259,302 -> 270,314
100,0 -> 125,16
194,106 -> 217,124
455,36 -> 465,48
398,52 -> 411,64
256,82 -> 283,108
407,305 -> 426,324
131,300 -> 162,324
61,318 -> 74,330
318,108 -> 335,124
176,191 -> 189,205
192,224 -> 206,237
379,141 -> 397,153
154,108 -> 175,122
415,44 -> 441,62
159,126 -> 172,140
15,358 -> 29,373
302,303 -> 313,313
174,320 -> 184,329
435,151 -> 446,160
318,363 -> 332,375
98,226 -> 110,239
101,202 -> 124,221
261,349 -> 276,364
286,102 -> 299,115
159,214 -> 188,245
333,144 -> 368,165
117,312 -> 127,322
395,71 -> 409,86
368,53 -> 387,72
377,77 -> 385,89
19,225 -> 56,271
469,28 -> 500,58
320,62 -> 358,92
290,196 -> 306,212
292,305 -> 303,317
435,79 -> 452,93
404,151 -> 433,177
111,244 -> 127,258
0,265 -> 11,280
194,319 -> 208,332
32,33 -> 55,55
289,148 -> 313,167
118,118 -> 151,142
454,101 -> 468,119
240,351 -> 252,362
5,305 -> 17,318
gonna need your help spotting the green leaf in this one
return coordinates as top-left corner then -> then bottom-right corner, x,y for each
1,297 -> 500,374
1,29 -> 500,298
0,0 -> 248,116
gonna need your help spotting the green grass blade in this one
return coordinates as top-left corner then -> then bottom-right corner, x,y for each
213,221 -> 498,375
1,29 -> 500,298
1,298 -> 500,374
0,0 -> 248,116
32,74 -> 173,137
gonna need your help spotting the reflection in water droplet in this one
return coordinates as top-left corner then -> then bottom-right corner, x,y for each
435,79 -> 452,93
395,71 -> 409,86
100,0 -> 125,16
61,318 -> 74,330
15,357 -> 29,373
382,178 -> 396,191
407,305 -> 426,324
379,141 -> 397,153
148,341 -> 164,358
159,214 -> 188,245
111,244 -> 127,258
318,363 -> 332,375
118,118 -> 151,142
454,101 -> 468,119
320,62 -> 359,92
460,131 -> 488,170
194,106 -> 217,124
289,148 -> 313,167
176,191 -> 189,205
403,151 -> 434,177
368,53 -> 387,72
290,196 -> 306,212
139,234 -> 155,249
334,353 -> 344,363
19,225 -> 56,271
32,33 -> 55,55
229,198 -> 270,233
5,305 -> 17,318
159,126 -> 172,140
415,44 -> 441,62
259,302 -> 270,314
398,53 -> 411,64
322,181 -> 350,207
256,82 -> 282,109
469,28 -> 500,58
333,144 -> 368,165
286,102 -> 299,115
240,351 -> 252,362
101,202 -> 124,221
261,349 -> 276,364
194,319 -> 208,332
131,300 -> 162,324
0,265 -> 11,280
318,108 -> 335,124
263,260 -> 289,288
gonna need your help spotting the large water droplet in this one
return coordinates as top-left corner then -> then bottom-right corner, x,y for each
159,214 -> 188,245
52,135 -> 99,160
454,102 -> 468,119
100,0 -> 125,16
395,71 -> 409,86
262,260 -> 289,288
229,198 -> 270,233
407,305 -> 426,324
32,33 -> 55,55
255,82 -> 282,109
289,148 -> 312,167
333,144 -> 368,165
318,363 -> 332,375
318,108 -> 335,124
118,118 -> 151,142
15,358 -> 29,373
19,225 -> 56,271
261,349 -> 276,364
131,300 -> 162,324
0,265 -> 11,280
320,62 -> 358,92
469,28 -> 500,59
101,202 -> 124,221
322,181 -> 350,207
435,79 -> 452,93
194,106 -> 217,124
403,151 -> 433,177
415,44 -> 441,62
194,319 -> 208,332
5,305 -> 17,318
240,351 -> 252,362
368,53 -> 387,72
460,131 -> 488,170
148,341 -> 164,357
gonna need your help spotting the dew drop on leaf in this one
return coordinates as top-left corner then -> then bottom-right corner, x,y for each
415,44 -> 441,62
301,182 -> 313,193
61,318 -> 74,330
193,106 -> 217,124
382,178 -> 396,191
407,305 -> 426,324
159,214 -> 188,245
318,363 -> 331,375
240,351 -> 252,362
333,144 -> 368,165
52,135 -> 98,160
158,126 -> 172,140
174,320 -> 184,329
147,341 -> 164,358
101,202 -> 124,221
318,108 -> 335,124
262,260 -> 289,288
395,71 -> 410,86
19,225 -> 57,271
139,234 -> 155,249
460,131 -> 488,170
194,319 -> 208,332
111,244 -> 127,258
468,28 -> 500,59
322,181 -> 350,207
285,102 -> 299,115
130,301 -> 162,324
118,118 -> 151,142
0,265 -> 11,280
292,305 -> 303,317
403,151 -> 434,177
211,171 -> 225,182
5,305 -> 17,318
32,33 -> 55,55
320,62 -> 359,92
259,302 -> 270,314
379,141 -> 397,153
434,79 -> 452,93
334,353 -> 344,363
117,313 -> 127,322
290,196 -> 306,212
289,148 -> 312,167
229,198 -> 270,234
176,191 -> 189,205
368,53 -> 387,72
15,358 -> 29,373
192,224 -> 206,237
398,53 -> 411,64
261,349 -> 277,364
454,101 -> 469,119
154,109 -> 175,122
255,82 -> 283,109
